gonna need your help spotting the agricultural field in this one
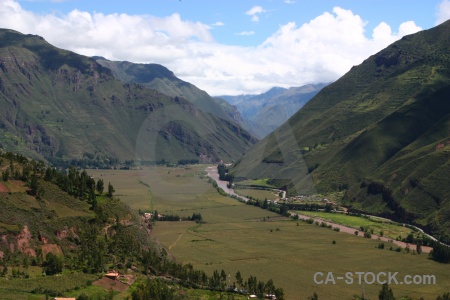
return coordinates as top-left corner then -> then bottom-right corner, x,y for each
296,211 -> 417,241
91,166 -> 450,300
0,271 -> 99,300
234,188 -> 279,201
235,178 -> 276,188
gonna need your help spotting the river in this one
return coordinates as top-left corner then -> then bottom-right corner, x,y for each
206,165 -> 433,253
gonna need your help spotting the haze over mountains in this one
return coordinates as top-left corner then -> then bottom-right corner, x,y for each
232,20 -> 450,241
218,83 -> 327,138
0,29 -> 256,166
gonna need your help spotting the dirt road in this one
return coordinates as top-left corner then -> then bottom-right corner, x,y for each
206,165 -> 433,253
294,213 -> 432,253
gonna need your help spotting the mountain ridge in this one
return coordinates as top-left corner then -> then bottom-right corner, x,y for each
232,20 -> 450,240
0,29 -> 257,166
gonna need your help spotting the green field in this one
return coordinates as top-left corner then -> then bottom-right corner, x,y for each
0,271 -> 99,300
91,166 -> 450,300
296,211 -> 416,240
234,188 -> 279,201
236,178 -> 276,188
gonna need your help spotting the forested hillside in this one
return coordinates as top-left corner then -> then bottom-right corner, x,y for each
0,151 -> 284,299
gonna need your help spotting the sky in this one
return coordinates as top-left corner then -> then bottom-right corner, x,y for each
0,0 -> 450,96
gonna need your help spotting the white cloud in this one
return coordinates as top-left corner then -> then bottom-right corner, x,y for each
211,21 -> 225,27
235,31 -> 255,36
436,0 -> 450,24
0,1 -> 423,95
284,0 -> 296,4
246,6 -> 266,22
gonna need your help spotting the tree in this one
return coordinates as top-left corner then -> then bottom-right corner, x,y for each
308,292 -> 319,300
28,174 -> 45,200
131,279 -> 175,300
1,169 -> 9,181
235,271 -> 243,288
436,293 -> 450,300
274,287 -> 284,300
96,179 -> 104,195
43,253 -> 63,275
379,283 -> 395,300
77,293 -> 90,300
416,238 -> 423,254
107,182 -> 115,198
431,242 -> 450,263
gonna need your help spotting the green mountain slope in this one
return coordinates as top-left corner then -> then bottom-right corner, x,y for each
93,57 -> 245,123
232,20 -> 450,240
0,29 -> 256,165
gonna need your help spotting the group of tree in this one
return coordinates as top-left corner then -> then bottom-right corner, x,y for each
0,152 -> 115,205
130,267 -> 284,300
217,164 -> 234,187
244,197 -> 289,217
189,213 -> 203,223
430,242 -> 450,263
43,165 -> 114,201
48,152 -> 119,169
177,159 -> 199,165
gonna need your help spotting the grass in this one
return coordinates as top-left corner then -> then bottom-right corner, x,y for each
93,166 -> 450,300
296,211 -> 414,240
154,218 -> 450,300
235,178 -> 276,188
64,284 -> 114,300
0,271 -> 99,299
234,188 -> 278,201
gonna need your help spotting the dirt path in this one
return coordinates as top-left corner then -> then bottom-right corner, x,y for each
169,233 -> 183,250
294,213 -> 432,253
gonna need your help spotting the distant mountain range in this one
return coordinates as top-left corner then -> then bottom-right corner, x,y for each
218,84 -> 327,138
0,29 -> 256,166
232,20 -> 450,241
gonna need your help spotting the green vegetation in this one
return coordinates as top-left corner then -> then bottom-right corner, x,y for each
0,29 -> 256,166
234,188 -> 277,201
232,20 -> 450,242
94,166 -> 450,299
235,178 -> 276,188
0,154 -> 284,299
296,211 -> 416,240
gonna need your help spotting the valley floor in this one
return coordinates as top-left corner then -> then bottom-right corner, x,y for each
89,165 -> 450,300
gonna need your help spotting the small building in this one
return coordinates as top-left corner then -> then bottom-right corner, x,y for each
105,270 -> 119,280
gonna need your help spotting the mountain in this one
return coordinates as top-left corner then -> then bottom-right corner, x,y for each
219,84 -> 327,138
232,20 -> 450,240
0,29 -> 256,165
93,57 -> 246,124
